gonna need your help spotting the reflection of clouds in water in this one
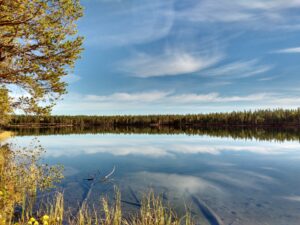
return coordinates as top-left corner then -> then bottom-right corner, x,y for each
10,134 -> 300,158
260,166 -> 278,171
132,171 -> 222,195
171,144 -> 276,155
171,144 -> 300,155
282,196 -> 300,202
204,171 -> 276,190
205,161 -> 236,167
48,146 -> 172,158
45,144 -> 300,158
242,171 -> 275,182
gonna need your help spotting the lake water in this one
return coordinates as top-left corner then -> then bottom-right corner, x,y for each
9,130 -> 300,225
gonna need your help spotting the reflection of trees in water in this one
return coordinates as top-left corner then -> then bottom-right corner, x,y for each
8,126 -> 300,142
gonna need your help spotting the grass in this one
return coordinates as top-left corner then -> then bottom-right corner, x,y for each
0,144 -> 195,225
29,190 -> 195,225
2,189 -> 195,225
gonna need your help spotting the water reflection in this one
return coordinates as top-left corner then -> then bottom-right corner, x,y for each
8,131 -> 300,225
8,125 -> 300,142
11,134 -> 300,157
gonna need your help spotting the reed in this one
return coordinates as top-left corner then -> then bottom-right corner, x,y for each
0,143 -> 195,225
42,190 -> 195,225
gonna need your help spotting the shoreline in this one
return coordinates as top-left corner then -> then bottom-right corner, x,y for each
6,123 -> 300,129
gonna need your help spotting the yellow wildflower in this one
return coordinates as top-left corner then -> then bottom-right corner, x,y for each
42,215 -> 49,221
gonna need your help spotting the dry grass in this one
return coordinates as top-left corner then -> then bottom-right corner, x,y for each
5,189 -> 195,225
0,144 -> 63,225
0,144 -> 195,225
54,189 -> 195,225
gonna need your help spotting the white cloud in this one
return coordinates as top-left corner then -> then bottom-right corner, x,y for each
85,91 -> 170,103
122,50 -> 222,77
258,77 -> 277,81
74,91 -> 270,105
171,93 -> 268,103
203,60 -> 272,79
53,91 -> 300,115
274,47 -> 300,53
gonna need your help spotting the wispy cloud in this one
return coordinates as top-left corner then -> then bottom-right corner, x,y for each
203,60 -> 272,79
83,91 -> 269,104
258,76 -> 278,81
274,47 -> 300,53
54,91 -> 300,115
86,91 -> 170,103
81,0 -> 174,47
122,49 -> 223,78
171,92 -> 268,103
179,0 -> 300,29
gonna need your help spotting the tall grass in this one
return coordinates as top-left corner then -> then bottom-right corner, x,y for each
4,189 -> 195,225
45,189 -> 195,225
0,143 -> 195,225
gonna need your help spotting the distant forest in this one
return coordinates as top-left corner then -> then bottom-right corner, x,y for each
7,108 -> 300,128
7,125 -> 300,143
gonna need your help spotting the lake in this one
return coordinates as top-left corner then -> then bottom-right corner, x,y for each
8,129 -> 300,225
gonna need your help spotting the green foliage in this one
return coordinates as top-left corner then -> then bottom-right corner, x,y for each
8,108 -> 300,128
0,0 -> 83,115
0,87 -> 11,125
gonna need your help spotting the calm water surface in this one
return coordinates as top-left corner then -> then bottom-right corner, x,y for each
10,132 -> 300,225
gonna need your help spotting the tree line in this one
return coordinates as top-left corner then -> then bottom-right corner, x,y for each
6,125 -> 300,143
7,108 -> 300,128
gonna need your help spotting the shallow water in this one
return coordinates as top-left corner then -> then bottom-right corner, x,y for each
9,131 -> 300,225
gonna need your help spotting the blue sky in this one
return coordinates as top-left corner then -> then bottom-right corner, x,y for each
54,0 -> 300,115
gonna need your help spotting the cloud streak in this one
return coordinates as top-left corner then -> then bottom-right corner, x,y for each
53,90 -> 300,115
81,91 -> 269,104
202,60 -> 273,79
179,0 -> 300,30
274,47 -> 300,53
122,49 -> 222,78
